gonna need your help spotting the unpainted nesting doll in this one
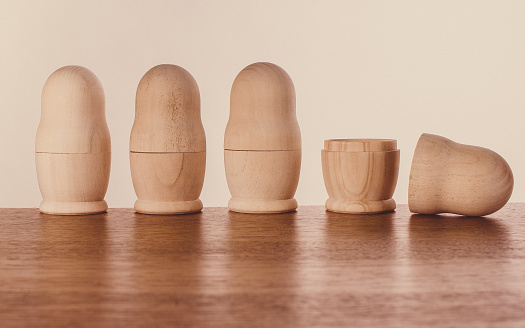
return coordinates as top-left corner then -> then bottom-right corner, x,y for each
130,64 -> 206,214
36,66 -> 111,215
225,62 -> 301,213
409,133 -> 513,216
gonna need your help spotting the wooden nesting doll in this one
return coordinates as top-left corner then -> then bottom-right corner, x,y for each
409,133 -> 513,216
36,66 -> 111,215
130,64 -> 206,214
224,62 -> 301,213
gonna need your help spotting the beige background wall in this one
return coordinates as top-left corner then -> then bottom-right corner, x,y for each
1,0 -> 524,208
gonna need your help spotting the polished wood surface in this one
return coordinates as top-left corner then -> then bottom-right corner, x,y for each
1,205 -> 525,327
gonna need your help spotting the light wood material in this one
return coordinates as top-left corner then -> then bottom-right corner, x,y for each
324,138 -> 397,152
36,66 -> 111,215
322,139 -> 399,214
130,152 -> 205,214
224,62 -> 301,213
224,150 -> 300,213
409,133 -> 513,216
130,64 -> 205,214
224,62 -> 300,151
36,66 -> 110,154
36,153 -> 110,215
130,64 -> 205,153
1,205 -> 525,327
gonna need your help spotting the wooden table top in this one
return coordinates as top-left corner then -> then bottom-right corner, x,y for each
1,205 -> 524,327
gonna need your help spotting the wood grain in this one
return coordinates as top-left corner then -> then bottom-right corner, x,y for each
36,152 -> 110,214
324,138 -> 397,152
224,62 -> 301,213
130,64 -> 206,214
130,152 -> 205,214
130,64 -> 205,153
36,65 -> 110,154
36,66 -> 111,215
224,149 -> 300,213
1,205 -> 525,327
409,133 -> 514,216
224,62 -> 300,151
322,139 -> 399,214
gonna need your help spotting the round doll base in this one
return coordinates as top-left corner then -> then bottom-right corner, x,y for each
228,197 -> 298,214
134,199 -> 203,215
325,198 -> 396,214
39,200 -> 108,215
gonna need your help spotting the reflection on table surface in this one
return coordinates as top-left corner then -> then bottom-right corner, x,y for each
0,205 -> 524,327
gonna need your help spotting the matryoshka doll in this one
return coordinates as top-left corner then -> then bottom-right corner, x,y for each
130,64 -> 206,214
36,66 -> 111,215
225,62 -> 301,213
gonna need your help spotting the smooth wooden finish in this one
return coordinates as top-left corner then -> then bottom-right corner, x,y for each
36,153 -> 110,215
130,64 -> 205,214
130,152 -> 205,214
324,138 -> 397,152
1,205 -> 525,327
130,64 -> 205,153
36,66 -> 110,154
225,62 -> 301,213
224,62 -> 300,151
322,139 -> 399,214
36,66 -> 111,215
224,150 -> 301,213
409,133 -> 513,216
